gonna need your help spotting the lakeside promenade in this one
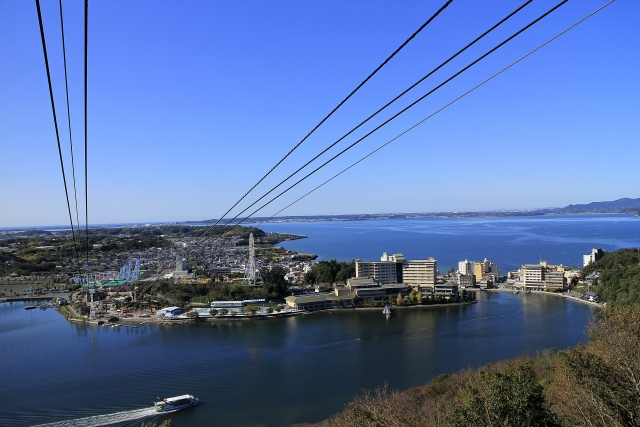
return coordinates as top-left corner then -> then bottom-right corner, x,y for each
485,288 -> 604,308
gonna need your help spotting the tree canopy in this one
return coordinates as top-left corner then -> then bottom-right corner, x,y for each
304,260 -> 355,284
583,248 -> 640,308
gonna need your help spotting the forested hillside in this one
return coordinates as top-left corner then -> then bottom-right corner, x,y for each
296,249 -> 640,427
583,248 -> 640,308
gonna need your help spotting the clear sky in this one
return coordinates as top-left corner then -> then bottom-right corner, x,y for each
1,0 -> 638,227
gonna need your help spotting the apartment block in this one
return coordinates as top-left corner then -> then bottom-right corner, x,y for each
356,252 -> 404,284
472,258 -> 499,282
583,248 -> 605,267
520,261 -> 566,291
403,258 -> 436,292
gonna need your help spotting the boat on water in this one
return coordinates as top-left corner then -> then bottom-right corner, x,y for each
382,306 -> 391,317
154,395 -> 199,412
24,305 -> 37,310
513,290 -> 520,295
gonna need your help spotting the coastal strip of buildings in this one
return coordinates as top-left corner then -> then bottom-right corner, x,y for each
284,248 -> 606,312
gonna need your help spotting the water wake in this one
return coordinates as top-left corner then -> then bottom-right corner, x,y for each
33,407 -> 163,427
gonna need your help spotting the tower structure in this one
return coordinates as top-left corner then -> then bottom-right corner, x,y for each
243,233 -> 263,285
89,287 -> 96,320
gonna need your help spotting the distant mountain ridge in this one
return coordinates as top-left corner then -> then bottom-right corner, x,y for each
183,198 -> 640,225
552,198 -> 640,214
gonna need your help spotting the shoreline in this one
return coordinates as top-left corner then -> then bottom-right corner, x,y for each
38,300 -> 476,326
484,288 -> 604,308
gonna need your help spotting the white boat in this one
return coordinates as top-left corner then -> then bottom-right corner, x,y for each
382,306 -> 391,317
154,394 -> 199,412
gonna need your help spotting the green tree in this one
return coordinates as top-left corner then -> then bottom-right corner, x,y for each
261,266 -> 289,299
409,289 -> 417,303
417,291 -> 423,304
209,308 -> 219,316
304,260 -> 356,285
219,308 -> 229,316
448,362 -> 560,427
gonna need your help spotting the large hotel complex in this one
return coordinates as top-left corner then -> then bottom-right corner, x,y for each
283,248 -> 599,311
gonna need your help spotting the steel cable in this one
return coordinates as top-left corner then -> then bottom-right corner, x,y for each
35,0 -> 79,260
257,0 -> 617,225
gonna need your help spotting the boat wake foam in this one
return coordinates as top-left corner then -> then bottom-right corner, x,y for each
33,407 -> 164,427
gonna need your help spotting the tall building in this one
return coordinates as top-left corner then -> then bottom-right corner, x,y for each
458,259 -> 473,275
403,258 -> 436,292
355,261 -> 398,284
472,258 -> 499,282
583,248 -> 605,267
355,252 -> 404,284
521,261 -> 565,291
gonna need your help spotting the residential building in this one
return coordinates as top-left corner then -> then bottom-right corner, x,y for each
520,261 -> 566,291
403,258 -> 436,292
583,248 -> 605,267
434,281 -> 459,296
285,293 -> 354,311
355,252 -> 404,284
458,259 -> 473,275
456,273 -> 476,288
345,277 -> 409,302
356,261 -> 398,284
472,258 -> 499,283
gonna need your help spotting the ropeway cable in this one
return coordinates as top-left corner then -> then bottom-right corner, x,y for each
145,0 -> 569,289
144,0 -> 549,292
35,0 -> 80,260
58,0 -> 82,236
215,0 -> 569,235
145,0 -> 562,291
187,1 -> 454,251
83,0 -> 90,279
138,1 -> 456,291
187,0 -> 533,255
256,0 -> 617,225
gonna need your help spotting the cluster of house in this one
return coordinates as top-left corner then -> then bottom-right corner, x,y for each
454,258 -> 499,289
502,248 -> 604,292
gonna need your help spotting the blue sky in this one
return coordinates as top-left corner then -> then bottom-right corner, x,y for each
1,0 -> 638,227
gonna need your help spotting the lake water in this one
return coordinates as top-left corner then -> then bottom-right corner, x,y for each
2,293 -> 594,427
3,214 -> 637,426
259,214 -> 640,271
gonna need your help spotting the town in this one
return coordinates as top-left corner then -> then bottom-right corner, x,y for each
1,223 -> 606,322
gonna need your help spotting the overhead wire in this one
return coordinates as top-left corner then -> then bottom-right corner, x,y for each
180,0 -> 533,273
187,0 -> 454,251
200,0 -> 535,239
144,0 -> 560,290
144,0 -> 593,291
83,0 -> 90,275
35,0 -> 79,260
256,0 -> 617,226
218,0 -> 569,235
141,2 -> 455,292
58,0 -> 81,236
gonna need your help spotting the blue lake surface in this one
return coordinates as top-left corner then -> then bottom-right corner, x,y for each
2,294 -> 594,427
258,214 -> 640,271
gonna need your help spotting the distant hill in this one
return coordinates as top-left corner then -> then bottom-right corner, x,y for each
182,198 -> 640,226
552,198 -> 640,214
